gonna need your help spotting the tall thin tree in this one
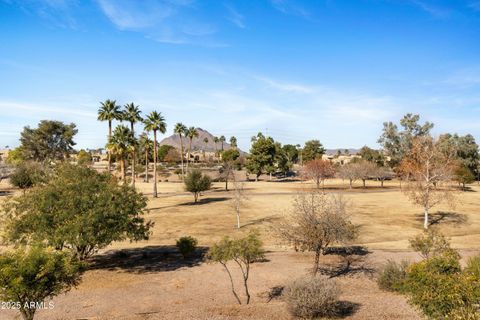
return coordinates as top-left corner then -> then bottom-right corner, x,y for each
230,136 -> 237,150
123,103 -> 142,187
220,135 -> 226,151
97,99 -> 122,172
214,136 -> 219,163
139,133 -> 153,183
144,111 -> 167,197
185,127 -> 198,172
203,137 -> 209,162
174,123 -> 187,180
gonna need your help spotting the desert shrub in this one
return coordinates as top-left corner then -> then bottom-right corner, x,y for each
447,307 -> 480,320
284,276 -> 340,319
377,260 -> 409,292
0,246 -> 84,320
465,255 -> 480,278
77,149 -> 92,166
184,169 -> 211,203
409,229 -> 453,259
207,230 -> 265,305
403,251 -> 480,319
9,162 -> 46,193
176,236 -> 198,258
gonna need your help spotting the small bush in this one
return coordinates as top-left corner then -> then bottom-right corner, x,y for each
465,255 -> 480,278
377,260 -> 409,292
184,169 -> 211,203
409,229 -> 453,259
403,251 -> 480,319
176,236 -> 198,259
284,276 -> 340,318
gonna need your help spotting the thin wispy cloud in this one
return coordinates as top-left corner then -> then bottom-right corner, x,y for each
269,0 -> 310,18
2,0 -> 79,28
225,4 -> 246,29
408,0 -> 450,18
468,1 -> 480,11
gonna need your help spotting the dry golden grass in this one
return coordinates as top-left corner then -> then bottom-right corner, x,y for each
109,177 -> 480,251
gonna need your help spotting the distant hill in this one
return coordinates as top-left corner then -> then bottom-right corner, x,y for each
159,128 -> 239,152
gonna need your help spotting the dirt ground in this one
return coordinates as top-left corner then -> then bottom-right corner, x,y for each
1,176 -> 480,319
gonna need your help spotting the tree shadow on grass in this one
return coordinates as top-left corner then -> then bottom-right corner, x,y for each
414,211 -> 468,227
88,245 -> 208,274
0,190 -> 12,197
321,246 -> 376,278
180,197 -> 230,206
241,216 -> 282,228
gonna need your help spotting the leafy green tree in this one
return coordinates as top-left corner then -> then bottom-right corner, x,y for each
358,146 -> 385,165
107,125 -> 135,182
378,113 -> 433,168
439,133 -> 479,179
144,111 -> 167,197
9,162 -> 47,194
246,133 -> 276,181
0,246 -> 83,320
3,164 -> 152,260
184,169 -> 211,203
282,144 -> 299,164
454,164 -> 475,190
158,145 -> 174,162
6,147 -> 25,165
122,103 -> 143,187
275,142 -> 291,176
185,127 -> 198,172
174,123 -> 187,179
302,140 -> 325,162
20,120 -> 77,162
220,149 -> 240,190
77,149 -> 92,166
207,230 -> 265,305
176,236 -> 198,259
98,99 -> 122,172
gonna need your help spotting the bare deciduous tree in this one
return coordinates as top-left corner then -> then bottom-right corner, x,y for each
276,191 -> 357,276
302,159 -> 336,189
337,162 -> 360,189
231,180 -> 248,229
399,136 -> 456,230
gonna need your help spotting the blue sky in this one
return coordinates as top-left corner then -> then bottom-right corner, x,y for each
1,0 -> 480,151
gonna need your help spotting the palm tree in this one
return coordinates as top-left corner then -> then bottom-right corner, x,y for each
143,111 -> 167,197
230,136 -> 237,149
214,136 -> 219,163
185,127 -> 198,172
98,99 -> 122,172
174,123 -> 187,179
123,103 -> 143,187
203,137 -> 209,162
139,133 -> 153,183
219,135 -> 226,151
107,125 -> 135,182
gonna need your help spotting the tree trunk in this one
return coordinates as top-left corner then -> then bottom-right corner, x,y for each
121,158 -> 126,182
381,180 -> 384,188
424,208 -> 429,230
349,179 -> 353,189
20,307 -> 35,320
222,263 -> 242,305
153,130 -> 158,197
186,139 -> 192,173
108,121 -> 112,172
362,179 -> 366,188
131,122 -> 136,187
179,135 -> 185,180
313,250 -> 321,276
243,267 -> 251,304
194,192 -> 198,203
316,178 -> 320,189
225,176 -> 228,191
236,210 -> 240,229
145,150 -> 149,183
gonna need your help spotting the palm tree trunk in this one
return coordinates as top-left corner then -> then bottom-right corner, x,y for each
186,139 -> 192,173
108,121 -> 112,172
153,130 -> 158,197
179,135 -> 185,180
131,122 -> 135,187
121,158 -> 126,182
145,150 -> 149,183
